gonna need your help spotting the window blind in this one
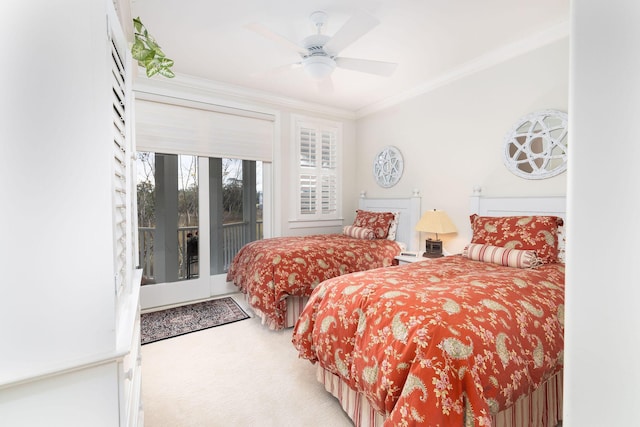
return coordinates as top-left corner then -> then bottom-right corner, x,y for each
135,98 -> 274,162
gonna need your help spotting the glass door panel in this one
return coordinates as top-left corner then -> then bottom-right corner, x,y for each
136,152 -> 199,284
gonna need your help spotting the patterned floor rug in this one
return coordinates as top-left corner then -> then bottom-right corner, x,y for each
141,297 -> 250,345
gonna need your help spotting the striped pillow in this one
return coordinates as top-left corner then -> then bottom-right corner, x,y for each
462,243 -> 541,269
343,225 -> 376,240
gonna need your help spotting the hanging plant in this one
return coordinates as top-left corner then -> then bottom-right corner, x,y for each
132,17 -> 175,78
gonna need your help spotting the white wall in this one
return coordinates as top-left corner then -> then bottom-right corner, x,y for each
0,0 -> 116,384
0,1 -> 141,425
565,1 -> 640,425
355,38 -> 569,254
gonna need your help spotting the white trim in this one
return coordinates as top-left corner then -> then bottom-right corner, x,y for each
288,218 -> 344,229
263,162 -> 275,238
290,114 -> 343,224
134,72 -> 356,120
134,91 -> 276,122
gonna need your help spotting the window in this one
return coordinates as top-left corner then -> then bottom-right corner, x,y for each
293,116 -> 342,224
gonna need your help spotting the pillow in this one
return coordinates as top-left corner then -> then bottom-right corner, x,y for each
353,210 -> 396,239
556,222 -> 566,264
343,225 -> 375,240
463,243 -> 541,269
386,212 -> 400,241
469,214 -> 563,264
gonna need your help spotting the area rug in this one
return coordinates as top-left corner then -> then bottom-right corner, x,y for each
141,297 -> 250,345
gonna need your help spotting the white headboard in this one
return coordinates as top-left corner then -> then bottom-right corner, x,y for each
358,192 -> 422,251
470,190 -> 566,221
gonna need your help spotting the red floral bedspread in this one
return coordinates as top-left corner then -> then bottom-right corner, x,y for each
227,234 -> 401,330
292,256 -> 565,426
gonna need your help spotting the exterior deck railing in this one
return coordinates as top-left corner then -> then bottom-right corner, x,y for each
138,221 -> 262,282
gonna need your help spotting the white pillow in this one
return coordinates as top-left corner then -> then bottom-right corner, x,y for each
386,212 -> 400,241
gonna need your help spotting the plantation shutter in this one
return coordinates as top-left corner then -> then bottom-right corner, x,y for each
297,123 -> 338,218
109,12 -> 133,296
135,98 -> 274,162
299,127 -> 317,214
321,131 -> 337,214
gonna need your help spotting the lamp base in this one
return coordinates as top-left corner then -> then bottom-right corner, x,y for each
423,239 -> 443,258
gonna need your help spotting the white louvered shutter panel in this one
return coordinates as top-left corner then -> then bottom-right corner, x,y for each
296,121 -> 339,219
109,16 -> 132,296
299,127 -> 318,214
320,131 -> 337,214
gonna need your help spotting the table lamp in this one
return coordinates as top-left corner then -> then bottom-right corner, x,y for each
415,209 -> 457,258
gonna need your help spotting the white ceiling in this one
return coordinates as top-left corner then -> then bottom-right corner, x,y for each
130,0 -> 570,114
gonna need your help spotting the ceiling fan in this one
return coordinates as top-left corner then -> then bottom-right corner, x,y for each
247,10 -> 398,84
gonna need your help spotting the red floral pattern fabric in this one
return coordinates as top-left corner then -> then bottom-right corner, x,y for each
227,234 -> 401,330
354,210 -> 397,239
292,256 -> 565,426
470,215 -> 563,264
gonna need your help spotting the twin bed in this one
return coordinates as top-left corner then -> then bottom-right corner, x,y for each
227,194 -> 422,329
229,193 -> 566,427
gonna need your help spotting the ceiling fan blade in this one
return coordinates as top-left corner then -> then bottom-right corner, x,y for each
334,57 -> 398,76
245,22 -> 307,55
323,11 -> 380,56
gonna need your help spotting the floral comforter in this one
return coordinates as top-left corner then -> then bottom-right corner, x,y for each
292,256 -> 565,426
227,234 -> 401,330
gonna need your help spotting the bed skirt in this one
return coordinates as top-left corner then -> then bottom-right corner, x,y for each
316,365 -> 563,427
284,296 -> 311,328
243,293 -> 310,330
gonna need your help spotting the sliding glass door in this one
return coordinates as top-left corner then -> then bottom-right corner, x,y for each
137,152 -> 263,290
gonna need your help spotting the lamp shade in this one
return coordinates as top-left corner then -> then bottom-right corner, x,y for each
415,209 -> 457,234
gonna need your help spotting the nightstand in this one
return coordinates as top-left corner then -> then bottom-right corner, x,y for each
394,255 -> 434,265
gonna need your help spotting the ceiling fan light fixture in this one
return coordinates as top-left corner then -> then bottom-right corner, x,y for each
303,55 -> 335,80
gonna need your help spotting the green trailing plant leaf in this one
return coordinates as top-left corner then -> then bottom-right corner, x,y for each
145,63 -> 159,77
132,17 -> 174,78
158,67 -> 175,78
133,17 -> 143,33
131,41 -> 153,62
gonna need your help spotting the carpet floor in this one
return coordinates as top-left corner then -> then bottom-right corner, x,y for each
141,293 -> 354,427
141,296 -> 249,345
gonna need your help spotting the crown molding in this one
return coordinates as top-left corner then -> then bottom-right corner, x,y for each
134,72 -> 357,121
356,20 -> 570,119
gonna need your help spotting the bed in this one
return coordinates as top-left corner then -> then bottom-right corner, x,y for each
292,193 -> 566,427
227,194 -> 422,330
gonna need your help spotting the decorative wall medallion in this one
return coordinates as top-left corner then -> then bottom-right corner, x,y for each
503,109 -> 568,179
373,146 -> 404,188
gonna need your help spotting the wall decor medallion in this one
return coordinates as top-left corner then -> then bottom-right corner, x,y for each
503,109 -> 568,179
373,145 -> 404,188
